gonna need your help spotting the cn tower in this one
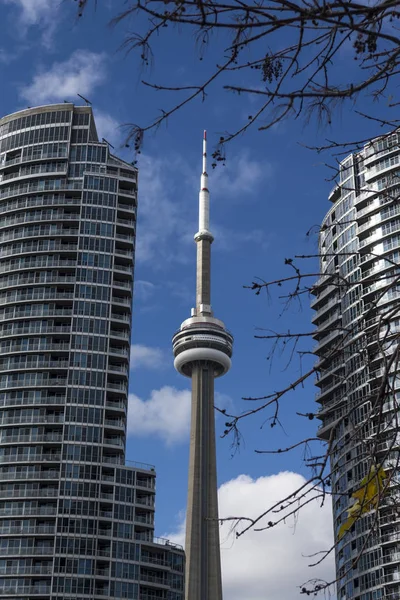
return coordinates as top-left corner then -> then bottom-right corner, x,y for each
172,131 -> 233,600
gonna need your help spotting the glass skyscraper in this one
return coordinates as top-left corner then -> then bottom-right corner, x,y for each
313,131 -> 400,600
0,104 -> 184,600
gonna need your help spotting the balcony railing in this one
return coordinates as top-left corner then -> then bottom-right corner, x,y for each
140,573 -> 168,585
114,263 -> 133,273
112,296 -> 131,306
0,194 -> 80,214
0,241 -> 77,257
0,307 -> 72,321
113,279 -> 132,289
0,210 -> 79,229
110,313 -> 130,323
103,438 -> 124,447
0,343 -> 69,356
0,524 -> 55,535
110,330 -> 130,340
0,565 -> 53,575
102,456 -> 124,466
0,414 -> 64,425
0,547 -> 54,556
0,226 -> 79,244
0,470 -> 60,480
118,187 -> 135,196
0,180 -> 82,200
0,292 -> 74,306
0,433 -> 62,444
0,360 -> 69,372
136,496 -> 155,507
105,400 -> 126,410
117,201 -> 135,212
0,323 -> 70,337
0,150 -> 68,169
1,163 -> 67,182
0,488 -> 58,498
106,382 -> 128,392
104,419 -> 125,428
0,453 -> 61,463
109,346 -> 130,357
115,233 -> 134,243
0,377 -> 67,390
0,506 -> 56,516
0,257 -> 76,274
108,364 -> 129,375
0,585 -> 52,595
114,247 -> 132,256
136,478 -> 156,490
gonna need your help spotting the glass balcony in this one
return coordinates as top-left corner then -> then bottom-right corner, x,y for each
0,451 -> 61,462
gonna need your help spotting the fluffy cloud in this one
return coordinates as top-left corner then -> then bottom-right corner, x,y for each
20,50 -> 107,104
127,387 -> 191,445
135,153 -> 193,264
3,0 -> 55,26
134,280 -> 156,302
130,344 -> 165,370
2,0 -> 64,46
136,149 -> 271,264
0,49 -> 16,64
211,150 -> 273,200
166,471 -> 335,600
212,222 -> 270,253
93,111 -> 124,147
127,387 -> 233,445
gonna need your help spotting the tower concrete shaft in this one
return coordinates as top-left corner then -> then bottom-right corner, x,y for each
172,131 -> 233,600
185,365 -> 223,600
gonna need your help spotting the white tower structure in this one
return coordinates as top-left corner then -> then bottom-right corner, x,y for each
172,131 -> 233,600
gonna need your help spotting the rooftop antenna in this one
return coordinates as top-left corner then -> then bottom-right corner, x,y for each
77,94 -> 92,106
102,138 -> 115,150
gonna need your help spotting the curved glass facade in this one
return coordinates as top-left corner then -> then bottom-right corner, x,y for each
313,132 -> 400,600
0,105 -> 184,600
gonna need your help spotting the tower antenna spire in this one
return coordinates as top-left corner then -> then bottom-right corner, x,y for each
195,129 -> 213,314
172,131 -> 233,600
203,129 -> 207,174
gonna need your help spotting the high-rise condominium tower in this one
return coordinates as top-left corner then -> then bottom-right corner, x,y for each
312,131 -> 400,600
172,132 -> 233,600
0,104 -> 184,600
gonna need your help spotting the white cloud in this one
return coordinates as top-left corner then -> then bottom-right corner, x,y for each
127,387 -> 234,445
0,48 -> 17,64
93,111 -> 124,148
2,0 -> 63,46
134,280 -> 156,301
136,149 -> 271,264
211,150 -> 273,199
3,0 -> 56,25
211,222 -> 270,252
20,50 -> 107,104
127,387 -> 191,445
130,344 -> 165,370
135,153 -> 194,264
166,472 -> 335,600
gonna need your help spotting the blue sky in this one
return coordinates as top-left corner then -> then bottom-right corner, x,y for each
0,2 -> 393,598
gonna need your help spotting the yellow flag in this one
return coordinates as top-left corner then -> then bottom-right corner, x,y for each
352,464 -> 387,508
338,465 -> 387,540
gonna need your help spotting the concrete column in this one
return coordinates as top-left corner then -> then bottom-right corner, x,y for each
185,363 -> 223,600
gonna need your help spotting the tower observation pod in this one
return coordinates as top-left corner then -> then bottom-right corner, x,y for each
172,131 -> 233,600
